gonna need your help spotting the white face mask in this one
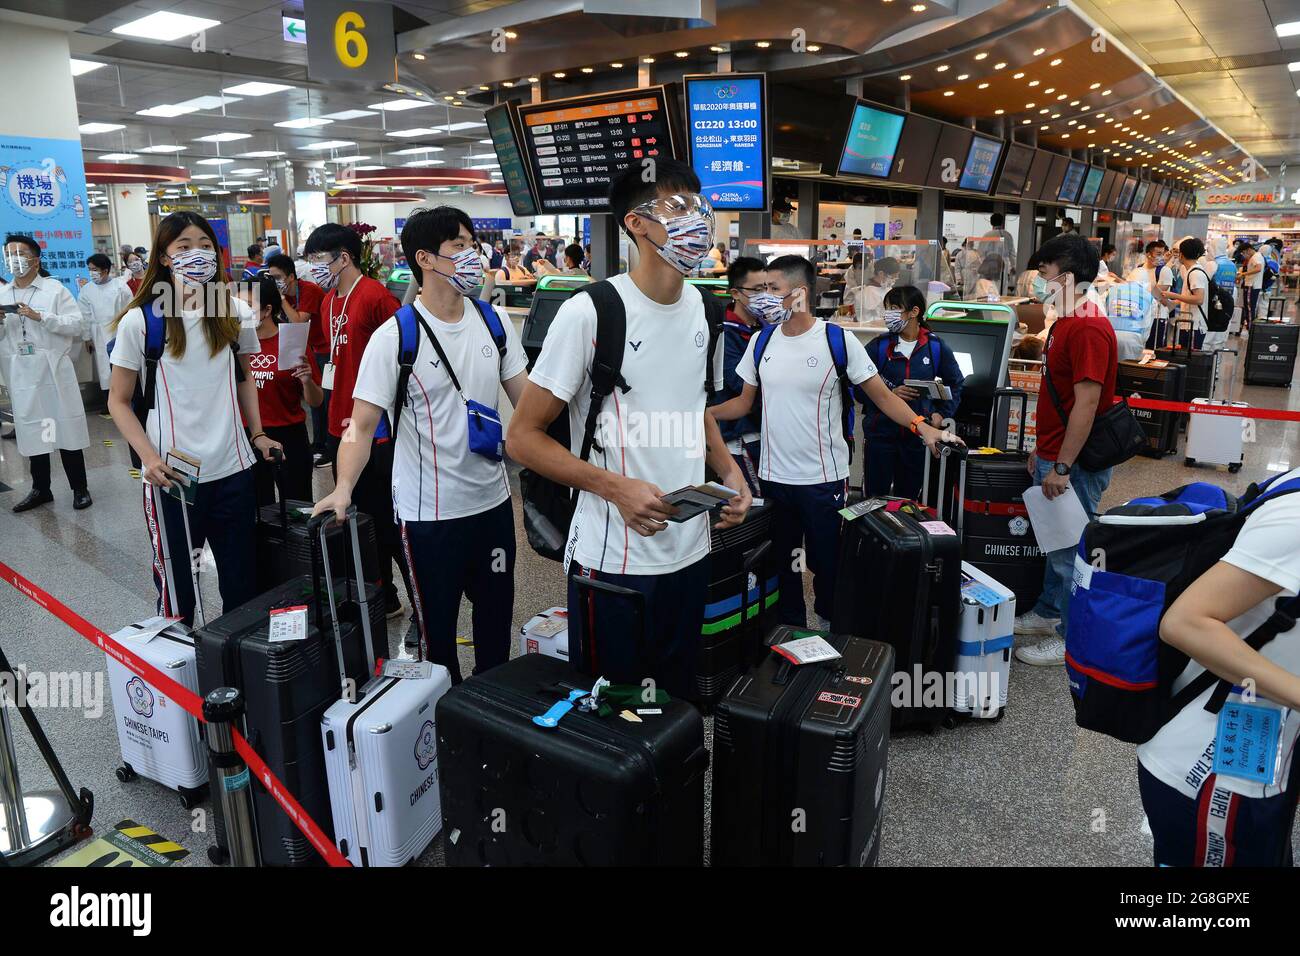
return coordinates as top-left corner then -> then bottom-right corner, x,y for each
91,271 -> 110,285
128,259 -> 144,275
632,193 -> 716,276
169,247 -> 218,288
6,253 -> 31,277
747,291 -> 792,326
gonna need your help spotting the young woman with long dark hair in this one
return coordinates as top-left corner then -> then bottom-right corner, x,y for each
108,211 -> 283,624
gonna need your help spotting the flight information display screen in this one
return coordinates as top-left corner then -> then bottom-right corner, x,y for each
1058,160 -> 1087,203
959,136 -> 1004,193
993,143 -> 1034,196
684,72 -> 769,210
1131,180 -> 1152,214
1116,176 -> 1138,211
485,103 -> 537,217
516,86 -> 675,213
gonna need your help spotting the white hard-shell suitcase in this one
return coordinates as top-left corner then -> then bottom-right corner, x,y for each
1185,348 -> 1246,473
319,507 -> 452,866
519,606 -> 569,661
107,483 -> 208,806
953,563 -> 1015,718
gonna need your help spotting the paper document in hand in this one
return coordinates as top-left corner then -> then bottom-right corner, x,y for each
1022,484 -> 1090,553
277,322 -> 310,369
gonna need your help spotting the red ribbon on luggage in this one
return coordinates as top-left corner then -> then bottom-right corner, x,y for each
0,560 -> 352,868
1126,398 -> 1300,422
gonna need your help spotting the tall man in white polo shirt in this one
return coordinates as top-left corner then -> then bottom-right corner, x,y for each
708,257 -> 955,628
507,159 -> 751,700
314,206 -> 528,683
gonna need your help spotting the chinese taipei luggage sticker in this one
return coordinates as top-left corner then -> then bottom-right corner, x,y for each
414,720 -> 437,771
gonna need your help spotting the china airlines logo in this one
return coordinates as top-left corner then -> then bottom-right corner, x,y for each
249,353 -> 277,371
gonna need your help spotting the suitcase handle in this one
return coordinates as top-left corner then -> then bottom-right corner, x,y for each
308,507 -> 378,696
269,446 -> 287,530
738,541 -> 771,638
570,575 -> 648,680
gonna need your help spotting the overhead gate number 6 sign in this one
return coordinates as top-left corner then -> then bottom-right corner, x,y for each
335,11 -> 368,69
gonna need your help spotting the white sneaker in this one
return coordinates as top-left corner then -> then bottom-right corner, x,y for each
1015,635 -> 1066,666
1014,609 -> 1060,637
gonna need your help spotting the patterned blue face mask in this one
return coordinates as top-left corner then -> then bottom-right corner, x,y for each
747,291 -> 792,325
882,309 -> 907,334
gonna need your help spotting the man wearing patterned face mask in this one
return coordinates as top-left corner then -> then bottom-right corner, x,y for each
319,206 -> 528,681
508,158 -> 752,700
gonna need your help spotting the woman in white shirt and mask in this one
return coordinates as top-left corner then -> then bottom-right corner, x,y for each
108,211 -> 282,625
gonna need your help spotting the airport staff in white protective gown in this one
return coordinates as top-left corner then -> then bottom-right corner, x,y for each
0,234 -> 93,513
77,251 -> 132,390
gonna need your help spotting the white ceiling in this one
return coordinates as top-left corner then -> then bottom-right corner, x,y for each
1076,0 -> 1300,167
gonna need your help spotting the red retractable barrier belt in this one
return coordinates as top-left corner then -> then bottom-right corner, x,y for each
0,560 -> 352,868
1126,398 -> 1300,423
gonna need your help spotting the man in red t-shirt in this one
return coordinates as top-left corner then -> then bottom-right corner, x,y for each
266,253 -> 329,464
303,224 -> 409,617
1015,233 -> 1118,667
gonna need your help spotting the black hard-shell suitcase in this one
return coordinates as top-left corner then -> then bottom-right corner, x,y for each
830,493 -> 960,731
1117,359 -> 1187,457
711,627 -> 893,866
698,503 -> 779,706
194,528 -> 384,866
1155,319 -> 1212,427
437,578 -> 707,866
1244,322 -> 1298,387
254,485 -> 380,594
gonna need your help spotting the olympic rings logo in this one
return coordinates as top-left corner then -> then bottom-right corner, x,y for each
249,353 -> 277,371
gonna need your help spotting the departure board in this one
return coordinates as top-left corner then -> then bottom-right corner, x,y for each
516,86 -> 675,213
485,103 -> 537,217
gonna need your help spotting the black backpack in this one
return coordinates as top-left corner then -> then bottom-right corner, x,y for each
519,280 -> 724,562
1191,266 -> 1233,333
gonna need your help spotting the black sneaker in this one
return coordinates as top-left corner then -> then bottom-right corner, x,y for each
313,451 -> 332,468
385,592 -> 403,619
403,615 -> 419,651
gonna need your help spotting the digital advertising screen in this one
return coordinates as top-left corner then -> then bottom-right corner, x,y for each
959,135 -> 1004,193
1097,169 -> 1121,209
485,102 -> 537,217
836,101 -> 906,178
683,72 -> 769,211
1058,160 -> 1087,203
993,143 -> 1034,197
1077,166 -> 1105,206
516,86 -> 676,213
1131,180 -> 1152,214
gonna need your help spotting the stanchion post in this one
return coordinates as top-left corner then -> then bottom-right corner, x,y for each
203,688 -> 259,867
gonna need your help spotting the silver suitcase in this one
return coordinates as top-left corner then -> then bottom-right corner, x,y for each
318,508 -> 452,866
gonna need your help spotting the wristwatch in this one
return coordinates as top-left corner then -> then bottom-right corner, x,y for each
1052,461 -> 1071,476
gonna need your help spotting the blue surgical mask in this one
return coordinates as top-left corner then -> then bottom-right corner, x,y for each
1032,275 -> 1048,301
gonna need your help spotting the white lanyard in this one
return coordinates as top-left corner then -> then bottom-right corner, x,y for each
327,278 -> 359,362
13,283 -> 38,341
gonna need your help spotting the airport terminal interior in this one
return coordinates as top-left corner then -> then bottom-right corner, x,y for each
1,0 -> 1299,871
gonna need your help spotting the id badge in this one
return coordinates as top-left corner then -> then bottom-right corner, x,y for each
1212,695 -> 1288,788
18,342 -> 35,356
320,362 -> 335,391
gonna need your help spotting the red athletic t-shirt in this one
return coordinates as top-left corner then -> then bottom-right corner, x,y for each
322,275 -> 400,437
251,329 -> 321,427
289,279 -> 326,355
1035,300 -> 1118,461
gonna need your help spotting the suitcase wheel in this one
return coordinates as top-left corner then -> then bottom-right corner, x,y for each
207,845 -> 230,866
1184,458 -> 1196,468
941,714 -> 959,730
115,763 -> 137,783
178,785 -> 204,810
1229,462 -> 1242,474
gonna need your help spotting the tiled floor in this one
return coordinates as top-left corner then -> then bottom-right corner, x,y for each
1,341 -> 1296,867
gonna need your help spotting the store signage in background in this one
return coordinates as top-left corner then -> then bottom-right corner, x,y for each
1196,178 -> 1298,212
683,72 -> 769,212
472,218 -> 512,231
282,15 -> 307,44
0,134 -> 91,288
305,0 -> 396,86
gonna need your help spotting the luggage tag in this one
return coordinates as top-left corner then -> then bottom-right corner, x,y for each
320,362 -> 336,391
465,398 -> 504,461
532,688 -> 588,729
840,497 -> 888,521
381,659 -> 435,680
1211,693 -> 1289,787
267,605 -> 309,643
116,616 -> 184,645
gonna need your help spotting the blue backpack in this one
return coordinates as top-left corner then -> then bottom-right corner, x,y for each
378,298 -> 507,441
1065,475 -> 1300,744
752,322 -> 855,459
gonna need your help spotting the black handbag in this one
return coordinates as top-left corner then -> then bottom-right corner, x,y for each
1042,326 -> 1146,472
